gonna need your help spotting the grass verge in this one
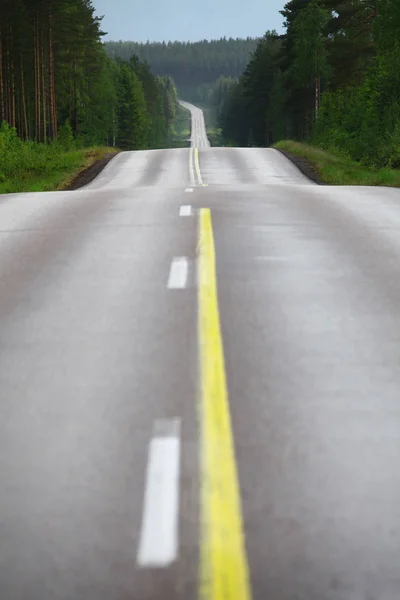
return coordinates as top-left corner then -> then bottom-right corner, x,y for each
169,104 -> 191,148
274,140 -> 400,186
197,104 -> 224,147
207,128 -> 224,147
199,105 -> 218,130
60,148 -> 118,190
0,143 -> 118,195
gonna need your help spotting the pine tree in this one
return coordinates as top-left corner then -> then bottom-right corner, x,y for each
116,64 -> 148,150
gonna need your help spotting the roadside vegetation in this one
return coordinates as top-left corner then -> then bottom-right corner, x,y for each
105,39 -> 257,149
274,141 -> 400,187
105,38 -> 258,101
169,104 -> 191,148
216,1 -> 400,185
199,105 -> 223,147
0,0 -> 180,194
0,122 -> 119,194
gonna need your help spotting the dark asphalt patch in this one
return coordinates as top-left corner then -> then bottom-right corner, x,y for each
66,152 -> 119,190
276,148 -> 325,185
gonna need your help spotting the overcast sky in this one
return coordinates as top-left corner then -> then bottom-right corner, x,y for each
92,0 -> 287,42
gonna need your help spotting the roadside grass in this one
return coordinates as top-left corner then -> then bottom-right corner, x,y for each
207,127 -> 224,147
174,101 -> 224,147
274,140 -> 400,187
197,104 -> 224,147
0,123 -> 118,194
57,147 -> 118,191
199,104 -> 218,130
169,104 -> 191,148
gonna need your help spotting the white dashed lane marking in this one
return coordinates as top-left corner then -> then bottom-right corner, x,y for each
179,205 -> 192,216
167,257 -> 189,289
137,419 -> 181,568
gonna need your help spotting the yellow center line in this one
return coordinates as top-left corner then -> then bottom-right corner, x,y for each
189,147 -> 196,186
193,147 -> 208,186
198,208 -> 252,600
194,148 -> 203,186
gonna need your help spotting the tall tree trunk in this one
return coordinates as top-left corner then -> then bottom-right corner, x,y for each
113,105 -> 116,147
17,93 -> 22,137
41,31 -> 47,143
48,1 -> 57,139
73,61 -> 78,134
5,25 -> 10,125
34,13 -> 39,140
37,18 -> 42,142
10,28 -> 16,129
21,52 -> 29,139
33,16 -> 36,138
69,77 -> 73,124
0,30 -> 4,122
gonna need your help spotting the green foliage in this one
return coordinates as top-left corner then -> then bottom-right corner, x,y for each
56,121 -> 75,151
0,122 -> 114,193
313,51 -> 400,167
219,0 -> 400,169
274,140 -> 400,187
104,38 -> 259,99
220,33 -> 284,146
111,58 -> 179,151
159,76 -> 178,131
220,77 -> 250,147
0,1 -> 181,169
0,122 -> 52,184
290,1 -> 330,86
207,128 -> 224,147
116,64 -> 149,150
168,104 -> 191,148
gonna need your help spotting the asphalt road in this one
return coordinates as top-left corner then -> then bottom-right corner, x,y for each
1,102 -> 400,600
179,101 -> 210,149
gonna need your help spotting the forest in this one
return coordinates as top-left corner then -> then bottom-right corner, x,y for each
104,38 -> 258,102
0,0 -> 178,149
2,0 -> 398,192
0,0 -> 180,192
220,0 -> 400,168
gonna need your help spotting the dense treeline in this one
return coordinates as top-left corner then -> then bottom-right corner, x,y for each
104,38 -> 258,100
221,1 -> 400,167
0,0 -> 178,150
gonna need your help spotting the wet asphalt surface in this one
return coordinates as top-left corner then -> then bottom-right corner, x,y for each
1,103 -> 400,600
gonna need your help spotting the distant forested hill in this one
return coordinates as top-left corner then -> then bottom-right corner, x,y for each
104,38 -> 259,98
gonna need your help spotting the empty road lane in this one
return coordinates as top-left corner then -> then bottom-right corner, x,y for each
1,102 -> 400,600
